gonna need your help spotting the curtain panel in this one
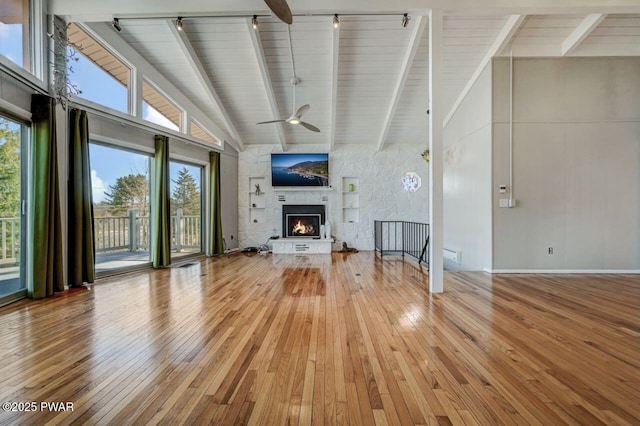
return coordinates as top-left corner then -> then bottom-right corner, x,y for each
68,108 -> 95,285
29,94 -> 64,298
208,151 -> 224,256
152,135 -> 171,268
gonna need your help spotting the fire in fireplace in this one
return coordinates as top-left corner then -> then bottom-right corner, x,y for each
287,214 -> 321,238
282,205 -> 326,238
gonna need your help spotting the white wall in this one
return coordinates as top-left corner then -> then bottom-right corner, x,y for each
238,144 -> 429,250
492,57 -> 640,271
220,145 -> 239,250
443,64 -> 493,271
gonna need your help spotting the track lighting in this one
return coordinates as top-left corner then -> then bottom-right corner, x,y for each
176,17 -> 183,31
252,15 -> 259,29
333,14 -> 340,28
111,18 -> 121,32
402,13 -> 410,28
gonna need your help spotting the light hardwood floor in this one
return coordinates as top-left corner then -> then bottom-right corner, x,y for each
0,252 -> 638,425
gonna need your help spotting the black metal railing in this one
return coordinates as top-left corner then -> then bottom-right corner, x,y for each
374,221 -> 430,265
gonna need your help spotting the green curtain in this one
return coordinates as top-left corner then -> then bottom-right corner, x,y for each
152,135 -> 171,268
30,94 -> 64,298
68,108 -> 95,285
208,151 -> 224,256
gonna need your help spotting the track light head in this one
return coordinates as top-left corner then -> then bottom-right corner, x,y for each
252,15 -> 259,29
333,14 -> 340,28
176,17 -> 183,31
111,18 -> 121,32
402,13 -> 410,28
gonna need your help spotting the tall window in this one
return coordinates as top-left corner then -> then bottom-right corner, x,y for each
143,80 -> 182,131
170,161 -> 202,257
0,115 -> 27,303
67,23 -> 130,114
0,0 -> 31,71
90,143 -> 152,273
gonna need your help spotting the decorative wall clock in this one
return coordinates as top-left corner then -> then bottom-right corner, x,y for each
401,172 -> 421,192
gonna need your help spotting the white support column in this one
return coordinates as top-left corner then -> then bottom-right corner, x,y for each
429,9 -> 444,293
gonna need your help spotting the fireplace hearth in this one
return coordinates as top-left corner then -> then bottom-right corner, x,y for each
282,205 -> 326,238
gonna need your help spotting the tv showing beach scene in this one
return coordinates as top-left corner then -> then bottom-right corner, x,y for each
271,153 -> 329,187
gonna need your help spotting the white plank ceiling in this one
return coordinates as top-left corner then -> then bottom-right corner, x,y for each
60,1 -> 640,151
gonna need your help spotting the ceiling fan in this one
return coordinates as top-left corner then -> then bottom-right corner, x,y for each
264,0 -> 293,24
257,78 -> 320,133
257,26 -> 321,133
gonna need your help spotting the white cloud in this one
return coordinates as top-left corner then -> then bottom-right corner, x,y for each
91,169 -> 108,203
143,106 -> 179,131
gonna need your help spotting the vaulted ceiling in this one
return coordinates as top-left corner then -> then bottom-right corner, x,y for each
50,0 -> 640,152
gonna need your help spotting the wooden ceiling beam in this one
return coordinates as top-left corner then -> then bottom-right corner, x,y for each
329,23 -> 340,151
444,14 -> 526,126
376,16 -> 426,152
247,19 -> 288,151
166,19 -> 244,151
562,13 -> 606,56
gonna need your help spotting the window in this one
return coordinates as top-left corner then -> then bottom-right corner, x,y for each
0,0 -> 31,71
90,143 -> 152,273
143,80 -> 182,131
0,115 -> 28,304
170,161 -> 202,257
191,120 -> 221,146
66,23 -> 130,114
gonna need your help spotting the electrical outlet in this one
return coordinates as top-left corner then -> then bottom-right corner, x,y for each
548,247 -> 553,254
499,199 -> 509,208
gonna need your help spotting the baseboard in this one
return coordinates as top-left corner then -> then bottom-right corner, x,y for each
484,269 -> 640,274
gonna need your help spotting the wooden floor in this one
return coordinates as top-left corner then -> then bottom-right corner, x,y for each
0,252 -> 639,425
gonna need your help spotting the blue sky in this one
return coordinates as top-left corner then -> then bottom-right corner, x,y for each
0,23 -> 23,67
1,24 -> 200,206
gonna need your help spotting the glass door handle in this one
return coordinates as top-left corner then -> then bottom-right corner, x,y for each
22,200 -> 27,216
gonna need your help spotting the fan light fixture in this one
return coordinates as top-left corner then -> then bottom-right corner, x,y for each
402,13 -> 410,28
176,17 -> 184,31
111,18 -> 121,32
333,14 -> 340,28
252,15 -> 259,29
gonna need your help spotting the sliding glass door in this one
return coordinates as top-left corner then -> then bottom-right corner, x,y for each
0,115 -> 27,304
90,143 -> 152,273
170,161 -> 202,258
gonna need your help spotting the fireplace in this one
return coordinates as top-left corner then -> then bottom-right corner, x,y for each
282,205 -> 326,238
286,214 -> 321,237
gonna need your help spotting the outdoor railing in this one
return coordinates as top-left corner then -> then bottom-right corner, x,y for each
95,209 -> 200,253
374,220 -> 430,265
1,210 -> 201,260
0,218 -> 20,266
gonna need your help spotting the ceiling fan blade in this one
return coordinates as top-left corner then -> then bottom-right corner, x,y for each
264,0 -> 293,24
294,104 -> 310,118
257,119 -> 286,124
299,121 -> 320,132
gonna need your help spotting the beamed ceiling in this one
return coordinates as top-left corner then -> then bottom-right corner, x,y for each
50,0 -> 640,152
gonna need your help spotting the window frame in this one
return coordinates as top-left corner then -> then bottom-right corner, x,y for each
66,22 -> 134,115
141,77 -> 185,132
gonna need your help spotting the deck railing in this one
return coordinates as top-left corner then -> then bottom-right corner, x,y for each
374,220 -> 430,265
95,209 -> 200,253
0,218 -> 20,266
1,210 -> 201,261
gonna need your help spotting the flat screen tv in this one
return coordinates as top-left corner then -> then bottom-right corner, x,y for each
271,153 -> 329,187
